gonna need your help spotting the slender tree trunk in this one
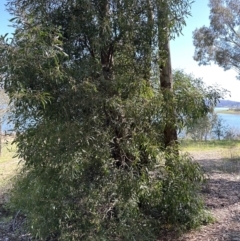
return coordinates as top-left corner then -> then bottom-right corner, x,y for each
158,1 -> 178,149
99,0 -> 114,80
159,39 -> 178,148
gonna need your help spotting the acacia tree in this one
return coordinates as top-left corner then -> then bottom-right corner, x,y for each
193,0 -> 240,78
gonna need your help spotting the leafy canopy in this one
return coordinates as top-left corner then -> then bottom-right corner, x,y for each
193,0 -> 240,78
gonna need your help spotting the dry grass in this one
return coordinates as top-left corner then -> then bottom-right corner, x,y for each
180,140 -> 240,152
0,137 -> 19,203
181,140 -> 240,175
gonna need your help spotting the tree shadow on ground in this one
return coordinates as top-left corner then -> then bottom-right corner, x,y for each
196,158 -> 240,174
210,228 -> 240,241
202,178 -> 240,209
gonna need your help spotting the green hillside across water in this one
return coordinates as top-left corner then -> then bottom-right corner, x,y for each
216,100 -> 240,114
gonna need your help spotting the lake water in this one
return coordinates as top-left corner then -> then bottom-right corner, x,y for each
1,115 -> 13,133
215,108 -> 240,130
1,108 -> 240,133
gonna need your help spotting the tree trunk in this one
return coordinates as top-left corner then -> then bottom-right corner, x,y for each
157,1 -> 178,150
99,0 -> 114,80
160,39 -> 178,148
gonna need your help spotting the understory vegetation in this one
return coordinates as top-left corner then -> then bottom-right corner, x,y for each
10,152 -> 209,240
1,138 -> 212,241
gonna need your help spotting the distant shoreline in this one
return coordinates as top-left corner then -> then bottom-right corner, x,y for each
215,108 -> 240,115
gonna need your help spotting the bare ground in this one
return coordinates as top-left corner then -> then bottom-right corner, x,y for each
1,150 -> 240,241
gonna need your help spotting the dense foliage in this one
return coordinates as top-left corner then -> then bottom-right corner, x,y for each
0,0 -> 221,240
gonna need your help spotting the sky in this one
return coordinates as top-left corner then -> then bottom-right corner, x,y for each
0,0 -> 240,101
170,0 -> 240,102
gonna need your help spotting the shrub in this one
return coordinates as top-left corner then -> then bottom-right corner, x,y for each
10,150 -> 210,240
158,153 -> 210,230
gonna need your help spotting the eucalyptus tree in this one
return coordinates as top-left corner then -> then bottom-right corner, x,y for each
193,0 -> 240,78
1,0 -> 194,165
212,116 -> 228,140
173,70 -> 224,127
0,0 -> 213,240
156,0 -> 192,148
172,70 -> 226,141
3,0 -> 162,165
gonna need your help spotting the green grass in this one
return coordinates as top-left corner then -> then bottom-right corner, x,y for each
180,139 -> 240,152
